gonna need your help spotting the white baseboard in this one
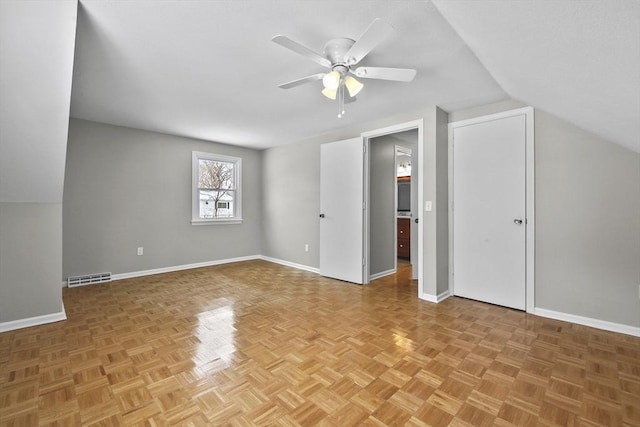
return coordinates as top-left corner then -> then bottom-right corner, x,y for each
259,256 -> 320,274
534,308 -> 640,338
420,289 -> 451,303
0,303 -> 67,333
63,255 -> 317,287
369,268 -> 396,281
110,255 -> 262,282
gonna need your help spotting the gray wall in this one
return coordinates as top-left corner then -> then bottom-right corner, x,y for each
370,136 -> 397,275
422,107 -> 450,296
0,203 -> 63,322
262,107 -> 449,298
535,111 -> 640,327
450,100 -> 640,327
435,108 -> 450,295
63,119 -> 262,279
0,1 -> 76,324
261,140 -> 320,267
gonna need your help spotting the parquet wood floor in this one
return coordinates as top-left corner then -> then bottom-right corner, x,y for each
1,260 -> 639,426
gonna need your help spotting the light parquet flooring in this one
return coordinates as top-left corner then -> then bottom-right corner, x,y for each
1,260 -> 639,426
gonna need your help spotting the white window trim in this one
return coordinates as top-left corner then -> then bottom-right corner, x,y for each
191,151 -> 242,225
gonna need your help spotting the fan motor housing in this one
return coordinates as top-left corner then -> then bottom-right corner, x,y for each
323,38 -> 356,65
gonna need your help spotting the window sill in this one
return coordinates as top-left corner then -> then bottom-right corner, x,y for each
191,218 -> 243,225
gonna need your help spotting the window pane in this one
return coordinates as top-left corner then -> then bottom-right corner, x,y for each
198,159 -> 234,189
192,151 -> 241,223
199,190 -> 235,218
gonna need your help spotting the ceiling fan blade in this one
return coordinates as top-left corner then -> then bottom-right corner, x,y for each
353,67 -> 417,82
344,18 -> 393,65
272,35 -> 332,68
277,73 -> 325,89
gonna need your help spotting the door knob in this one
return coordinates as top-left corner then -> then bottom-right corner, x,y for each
513,218 -> 523,225
319,214 -> 325,218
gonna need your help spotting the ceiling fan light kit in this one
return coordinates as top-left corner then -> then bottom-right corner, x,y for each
321,87 -> 337,100
272,18 -> 417,118
344,76 -> 364,97
322,70 -> 341,91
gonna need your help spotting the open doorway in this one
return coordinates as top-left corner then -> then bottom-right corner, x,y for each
366,127 -> 419,283
396,145 -> 413,267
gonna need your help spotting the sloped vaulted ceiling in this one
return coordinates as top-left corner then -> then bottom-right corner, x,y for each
69,0 -> 507,149
0,0 -> 77,202
69,0 -> 639,152
433,0 -> 640,153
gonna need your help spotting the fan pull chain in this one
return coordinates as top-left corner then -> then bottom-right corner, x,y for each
337,83 -> 345,118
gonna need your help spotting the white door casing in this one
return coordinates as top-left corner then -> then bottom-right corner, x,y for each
319,137 -> 365,284
449,108 -> 535,311
363,119 -> 424,291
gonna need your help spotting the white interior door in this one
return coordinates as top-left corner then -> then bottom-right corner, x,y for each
452,114 -> 526,310
320,137 -> 364,284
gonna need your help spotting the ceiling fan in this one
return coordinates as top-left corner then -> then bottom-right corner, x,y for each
272,19 -> 417,118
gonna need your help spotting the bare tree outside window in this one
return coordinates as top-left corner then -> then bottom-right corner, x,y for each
192,151 -> 242,223
198,160 -> 235,218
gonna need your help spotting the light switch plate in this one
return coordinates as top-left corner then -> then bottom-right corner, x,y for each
425,201 -> 433,212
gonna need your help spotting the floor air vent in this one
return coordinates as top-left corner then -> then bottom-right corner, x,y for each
67,272 -> 111,288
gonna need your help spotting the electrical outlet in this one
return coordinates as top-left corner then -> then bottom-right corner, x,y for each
137,247 -> 143,256
305,244 -> 309,252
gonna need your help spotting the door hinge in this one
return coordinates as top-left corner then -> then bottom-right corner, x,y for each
363,144 -> 366,153
362,258 -> 366,266
363,201 -> 366,210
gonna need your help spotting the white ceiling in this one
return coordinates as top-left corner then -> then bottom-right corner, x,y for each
70,0 -> 639,152
432,0 -> 640,153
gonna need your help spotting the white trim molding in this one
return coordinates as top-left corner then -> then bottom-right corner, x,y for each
64,255 -> 316,288
191,151 -> 243,224
420,290 -> 451,303
0,303 -> 67,333
369,269 -> 397,281
534,308 -> 640,338
260,256 -> 320,274
111,255 -> 262,281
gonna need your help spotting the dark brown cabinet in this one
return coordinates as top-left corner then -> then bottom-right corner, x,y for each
397,218 -> 410,259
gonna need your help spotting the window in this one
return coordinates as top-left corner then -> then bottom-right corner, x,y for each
192,151 -> 242,224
